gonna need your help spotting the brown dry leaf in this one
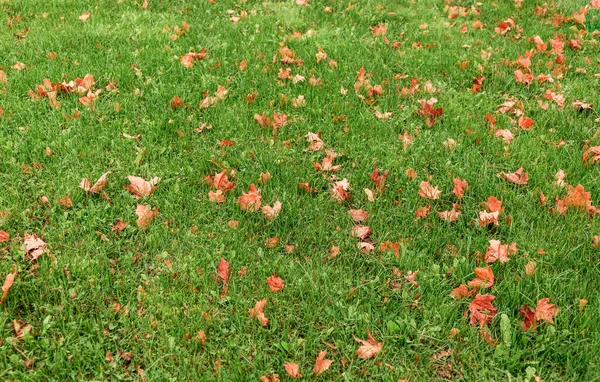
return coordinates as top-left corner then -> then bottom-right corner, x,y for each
1,271 -> 16,304
249,299 -> 269,326
135,204 -> 159,228
284,362 -> 302,379
24,233 -> 47,261
112,219 -> 127,232
13,319 -> 32,340
59,193 -> 73,208
262,201 -> 282,220
124,176 -> 160,198
0,230 -> 9,242
217,257 -> 230,284
260,374 -> 281,382
313,350 -> 333,375
266,272 -> 284,292
80,171 -> 111,193
354,330 -> 383,359
349,209 -> 369,222
501,167 -> 528,185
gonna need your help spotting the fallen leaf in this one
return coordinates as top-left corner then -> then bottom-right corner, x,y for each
80,171 -> 111,193
313,350 -> 333,375
112,219 -> 127,232
419,181 -> 442,200
135,204 -> 159,228
501,167 -> 528,185
249,299 -> 269,326
217,257 -> 230,284
266,272 -> 284,292
262,201 -> 282,219
24,233 -> 47,261
354,330 -> 383,359
124,176 -> 160,198
1,271 -> 16,304
468,294 -> 497,326
0,230 -> 9,242
284,362 -> 302,379
237,184 -> 262,211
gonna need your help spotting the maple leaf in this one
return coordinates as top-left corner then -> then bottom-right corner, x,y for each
305,132 -> 324,151
468,294 -> 497,326
534,298 -> 559,324
352,225 -> 372,240
0,230 -> 10,242
485,240 -> 517,263
349,209 -> 369,223
259,374 -> 281,382
217,257 -> 230,284
284,362 -> 302,378
249,299 -> 268,326
450,284 -> 474,299
262,201 -> 282,220
583,146 -> 600,164
415,98 -> 443,127
419,181 -> 442,200
399,132 -> 414,149
124,176 -> 160,198
135,204 -> 159,228
208,190 -> 225,203
484,196 -> 503,213
313,156 -> 340,172
331,179 -> 350,202
237,184 -> 262,211
371,24 -> 387,36
379,241 -> 400,257
519,304 -> 537,331
313,350 -> 333,375
467,267 -> 494,289
478,211 -> 500,226
501,167 -> 528,185
1,271 -> 16,304
59,193 -> 73,208
518,116 -> 534,130
439,204 -> 461,222
79,171 -> 111,193
565,184 -> 591,210
24,233 -> 47,261
112,219 -> 127,232
212,170 -> 235,192
169,96 -> 183,109
354,330 -> 383,359
266,272 -> 284,292
405,270 -> 419,286
370,166 -> 390,192
452,177 -> 468,199
272,111 -> 287,129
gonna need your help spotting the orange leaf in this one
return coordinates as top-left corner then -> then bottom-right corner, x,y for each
284,362 -> 302,378
266,272 -> 284,292
124,176 -> 160,198
249,299 -> 268,326
353,330 -> 382,359
1,271 -> 16,304
79,171 -> 111,193
135,204 -> 159,228
217,257 -> 230,284
312,350 -> 333,375
24,233 -> 47,261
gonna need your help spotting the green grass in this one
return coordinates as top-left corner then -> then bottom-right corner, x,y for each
1,0 -> 600,380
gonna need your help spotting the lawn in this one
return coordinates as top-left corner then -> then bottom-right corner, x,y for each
1,0 -> 600,380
